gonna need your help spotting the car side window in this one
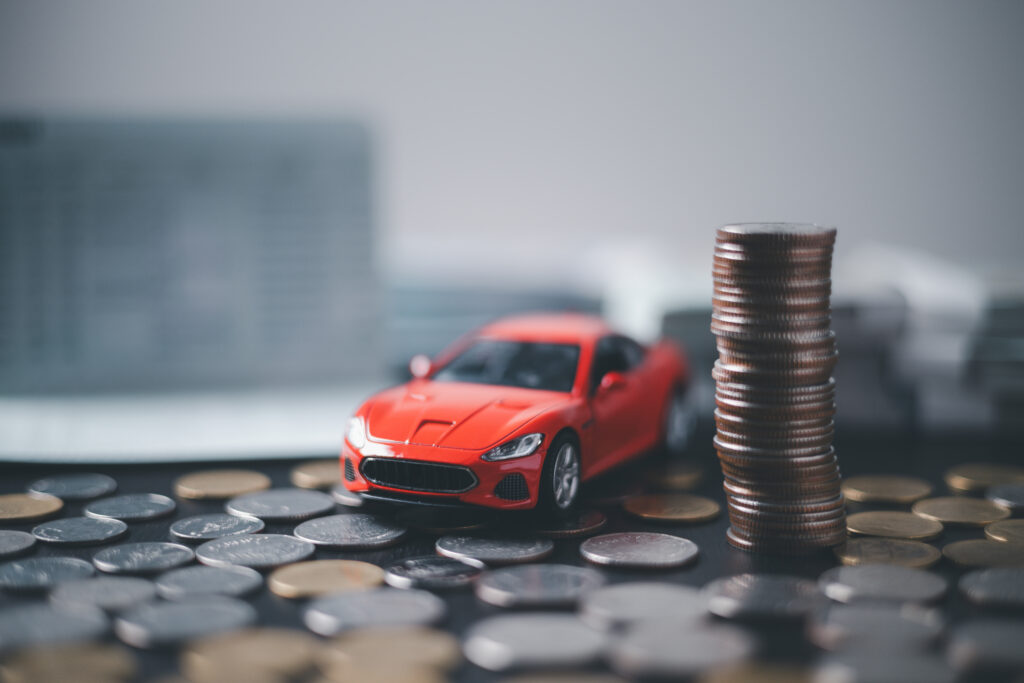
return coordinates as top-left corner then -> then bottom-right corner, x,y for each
590,336 -> 639,393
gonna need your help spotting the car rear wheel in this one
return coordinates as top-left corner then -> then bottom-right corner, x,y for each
539,433 -> 580,515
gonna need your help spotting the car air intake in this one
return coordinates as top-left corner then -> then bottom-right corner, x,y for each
343,458 -> 356,482
360,458 -> 477,494
494,473 -> 530,501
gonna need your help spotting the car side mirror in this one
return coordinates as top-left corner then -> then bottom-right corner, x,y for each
409,354 -> 432,379
599,371 -> 627,392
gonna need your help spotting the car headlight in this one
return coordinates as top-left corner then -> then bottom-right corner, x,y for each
346,417 -> 367,450
481,433 -> 544,462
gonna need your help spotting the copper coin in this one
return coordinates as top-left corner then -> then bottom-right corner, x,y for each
182,627 -> 321,682
174,470 -> 272,500
290,460 -> 342,490
268,560 -> 384,599
985,519 -> 1024,545
944,463 -> 1024,493
834,538 -> 941,569
623,494 -> 721,524
943,540 -> 1024,568
911,497 -> 1011,527
726,527 -> 844,555
841,475 -> 933,504
846,511 -> 943,540
0,493 -> 63,522
644,463 -> 703,491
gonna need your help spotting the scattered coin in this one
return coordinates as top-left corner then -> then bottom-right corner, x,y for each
704,573 -> 821,619
580,582 -> 708,630
985,519 -> 1024,545
845,510 -> 943,540
50,575 -> 157,612
818,564 -> 947,603
943,539 -> 1024,568
196,533 -> 315,570
293,513 -> 407,548
395,507 -> 490,534
0,492 -> 63,522
92,541 -> 194,574
832,537 -> 941,569
114,596 -> 257,648
0,556 -> 95,592
0,642 -> 136,683
528,509 -> 608,538
174,469 -> 272,500
815,652 -> 956,683
291,460 -> 342,489
985,483 -> 1024,512
610,622 -> 754,678
623,493 -> 721,523
948,618 -> 1024,671
28,473 -> 118,501
268,559 -> 384,599
645,463 -> 703,491
807,603 -> 944,651
464,614 -> 606,671
319,627 -> 461,676
84,493 -> 176,522
959,568 -> 1024,609
384,555 -> 484,591
182,627 -> 321,682
911,496 -> 1010,526
435,536 -> 554,565
330,483 -> 364,508
579,532 -> 699,569
155,564 -> 263,600
0,603 -> 108,650
0,530 -> 36,559
169,513 -> 265,542
304,588 -> 447,636
226,488 -> 335,522
945,463 -> 1024,493
475,564 -> 607,608
32,516 -> 128,546
841,475 -> 932,504
501,675 -> 627,683
697,662 -> 814,683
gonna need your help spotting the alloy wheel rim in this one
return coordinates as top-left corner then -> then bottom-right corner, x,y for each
552,443 -> 580,509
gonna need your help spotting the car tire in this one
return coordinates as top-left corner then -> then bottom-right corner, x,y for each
662,383 -> 696,458
538,432 -> 581,516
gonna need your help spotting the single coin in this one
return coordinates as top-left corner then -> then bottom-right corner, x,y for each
395,507 -> 490,534
155,564 -> 263,600
268,559 -> 384,599
986,483 -> 1024,512
645,463 -> 703,491
304,588 -> 447,636
841,475 -> 932,504
815,652 -> 955,683
93,541 -> 194,574
50,575 -> 157,612
32,516 -> 128,546
435,536 -> 554,565
501,676 -> 627,683
84,493 -> 176,522
0,603 -> 107,650
580,532 -> 699,569
294,513 -> 407,549
182,628 -> 321,682
174,469 -> 271,500
475,564 -> 607,608
579,582 -> 707,630
704,573 -> 822,619
959,568 -> 1024,609
319,627 -> 461,674
0,556 -> 94,592
114,596 -> 256,648
697,662 -> 814,683
945,463 -> 1024,493
196,533 -> 315,570
0,530 -> 36,559
291,460 -> 342,489
846,510 -> 943,540
330,483 -> 364,508
0,493 -> 63,521
912,496 -> 1010,526
833,538 -> 941,569
807,603 -> 944,651
623,493 -> 721,523
943,539 -> 1024,568
169,513 -> 264,542
610,622 -> 754,679
0,642 -> 136,683
28,473 -> 118,501
818,565 -> 948,603
464,614 -> 606,672
529,509 -> 608,538
384,555 -> 484,590
985,519 -> 1024,545
948,619 -> 1024,671
226,487 -> 335,522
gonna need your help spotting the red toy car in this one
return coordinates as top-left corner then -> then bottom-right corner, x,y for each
341,313 -> 693,512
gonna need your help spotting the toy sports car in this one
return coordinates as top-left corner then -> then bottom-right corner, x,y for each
341,313 -> 693,512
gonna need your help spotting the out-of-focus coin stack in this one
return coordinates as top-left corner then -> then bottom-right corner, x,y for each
710,223 -> 846,554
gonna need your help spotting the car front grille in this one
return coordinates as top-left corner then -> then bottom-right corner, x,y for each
360,458 -> 477,494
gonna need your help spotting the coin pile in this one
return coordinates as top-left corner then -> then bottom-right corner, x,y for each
710,223 -> 846,553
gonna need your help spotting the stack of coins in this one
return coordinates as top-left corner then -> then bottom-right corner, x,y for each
710,223 -> 846,554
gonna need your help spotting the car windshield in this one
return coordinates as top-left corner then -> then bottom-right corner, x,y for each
433,339 -> 580,392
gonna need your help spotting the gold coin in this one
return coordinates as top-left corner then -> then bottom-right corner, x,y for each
0,643 -> 136,683
182,628 -> 320,683
645,463 -> 703,491
290,460 -> 342,489
623,493 -> 721,523
319,627 -> 461,674
319,662 -> 446,683
833,537 -> 941,569
845,511 -> 943,540
911,496 -> 1011,527
502,675 -> 628,683
173,469 -> 272,500
986,519 -> 1024,545
0,493 -> 63,522
944,463 -> 1024,493
698,662 -> 814,683
268,559 -> 383,599
942,539 -> 1024,567
841,475 -> 932,504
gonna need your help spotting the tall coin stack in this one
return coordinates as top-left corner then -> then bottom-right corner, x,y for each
710,223 -> 846,554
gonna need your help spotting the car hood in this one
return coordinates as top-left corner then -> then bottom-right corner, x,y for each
365,381 -> 568,450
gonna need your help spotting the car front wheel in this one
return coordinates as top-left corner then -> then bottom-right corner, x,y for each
539,434 -> 580,514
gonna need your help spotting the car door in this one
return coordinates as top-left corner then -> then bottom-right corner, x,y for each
588,335 -> 647,470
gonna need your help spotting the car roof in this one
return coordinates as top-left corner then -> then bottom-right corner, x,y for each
476,312 -> 613,344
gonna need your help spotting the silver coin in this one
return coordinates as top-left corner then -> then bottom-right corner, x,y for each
0,530 -> 36,559
155,564 -> 263,600
195,533 -> 315,570
225,487 -> 335,522
463,613 -> 606,671
818,565 -> 948,604
50,576 -> 157,612
293,513 -> 407,548
0,556 -> 95,592
807,603 -> 945,651
384,555 -> 485,590
304,587 -> 446,636
948,619 -> 1024,671
0,603 -> 107,652
704,573 -> 822,620
84,493 -> 176,521
32,516 -> 128,546
92,542 -> 194,574
435,536 -> 554,565
580,532 -> 699,569
169,513 -> 265,542
580,581 -> 708,631
959,568 -> 1024,609
986,483 -> 1024,512
330,483 -> 364,507
815,652 -> 957,683
610,622 -> 754,678
28,473 -> 118,501
475,563 -> 607,608
114,596 -> 256,648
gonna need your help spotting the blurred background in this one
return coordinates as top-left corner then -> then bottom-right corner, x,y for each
1,0 -> 1022,460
